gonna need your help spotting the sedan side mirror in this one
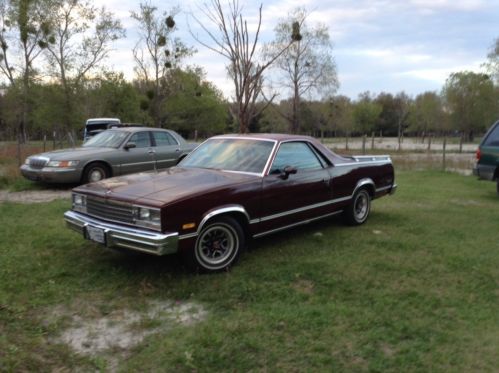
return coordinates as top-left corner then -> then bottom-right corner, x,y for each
280,165 -> 297,180
124,142 -> 136,150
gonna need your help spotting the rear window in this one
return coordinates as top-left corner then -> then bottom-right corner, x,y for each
483,122 -> 499,146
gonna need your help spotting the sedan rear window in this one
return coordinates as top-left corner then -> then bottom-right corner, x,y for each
180,138 -> 274,174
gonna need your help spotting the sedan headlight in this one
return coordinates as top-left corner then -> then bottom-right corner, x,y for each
24,158 -> 30,165
133,206 -> 161,230
72,193 -> 87,213
47,160 -> 79,168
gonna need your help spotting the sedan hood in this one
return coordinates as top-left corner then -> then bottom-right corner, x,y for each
74,167 -> 257,206
31,147 -> 116,160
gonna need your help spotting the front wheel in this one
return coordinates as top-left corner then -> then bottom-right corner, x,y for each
191,216 -> 245,272
82,162 -> 110,184
344,189 -> 371,225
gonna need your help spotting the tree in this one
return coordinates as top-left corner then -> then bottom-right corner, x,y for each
329,95 -> 354,137
42,0 -> 124,130
190,0 -> 299,133
408,91 -> 444,139
485,37 -> 499,83
393,92 -> 411,149
0,0 -> 51,145
442,71 -> 498,141
374,93 -> 398,136
265,7 -> 338,133
352,92 -> 382,135
163,67 -> 228,137
131,3 -> 192,126
258,101 -> 288,133
84,72 -> 145,123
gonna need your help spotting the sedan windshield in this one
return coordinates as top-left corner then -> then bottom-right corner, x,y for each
83,130 -> 129,148
180,138 -> 275,174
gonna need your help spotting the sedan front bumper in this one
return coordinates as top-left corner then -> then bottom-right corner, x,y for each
20,165 -> 82,183
64,210 -> 178,255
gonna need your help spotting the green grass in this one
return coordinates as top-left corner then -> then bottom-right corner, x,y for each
1,171 -> 498,372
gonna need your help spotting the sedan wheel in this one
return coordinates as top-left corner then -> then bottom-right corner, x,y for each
344,189 -> 371,225
193,217 -> 244,272
83,163 -> 109,184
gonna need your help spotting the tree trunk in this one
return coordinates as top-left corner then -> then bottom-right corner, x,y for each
397,120 -> 402,151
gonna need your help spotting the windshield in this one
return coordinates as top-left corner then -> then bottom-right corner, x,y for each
83,130 -> 129,148
180,138 -> 275,174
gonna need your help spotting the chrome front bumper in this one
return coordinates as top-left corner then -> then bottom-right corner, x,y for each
20,165 -> 82,183
64,210 -> 178,255
390,184 -> 397,195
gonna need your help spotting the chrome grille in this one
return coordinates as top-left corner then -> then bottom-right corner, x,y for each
29,157 -> 48,169
86,196 -> 134,224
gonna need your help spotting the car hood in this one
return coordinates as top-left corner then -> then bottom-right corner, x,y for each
31,147 -> 116,160
74,167 -> 258,206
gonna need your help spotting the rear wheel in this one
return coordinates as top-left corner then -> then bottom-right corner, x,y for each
344,188 -> 371,225
189,216 -> 245,272
82,162 -> 110,184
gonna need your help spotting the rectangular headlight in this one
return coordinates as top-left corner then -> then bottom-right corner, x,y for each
133,206 -> 161,230
47,160 -> 79,168
72,193 -> 87,213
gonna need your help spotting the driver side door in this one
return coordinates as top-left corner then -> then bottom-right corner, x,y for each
258,141 -> 333,233
120,131 -> 155,174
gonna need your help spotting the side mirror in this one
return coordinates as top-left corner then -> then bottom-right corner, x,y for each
124,142 -> 136,150
280,165 -> 297,179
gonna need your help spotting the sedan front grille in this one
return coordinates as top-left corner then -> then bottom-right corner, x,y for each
29,157 -> 48,169
86,196 -> 134,224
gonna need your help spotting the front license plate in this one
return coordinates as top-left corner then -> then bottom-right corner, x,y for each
25,173 -> 40,181
86,225 -> 106,244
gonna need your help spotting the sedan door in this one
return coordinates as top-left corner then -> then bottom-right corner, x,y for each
150,131 -> 182,169
258,141 -> 334,234
120,131 -> 155,174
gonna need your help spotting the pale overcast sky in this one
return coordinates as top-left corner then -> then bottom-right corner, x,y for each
100,0 -> 498,100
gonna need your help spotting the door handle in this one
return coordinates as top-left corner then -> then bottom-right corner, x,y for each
175,148 -> 180,152
148,149 -> 156,155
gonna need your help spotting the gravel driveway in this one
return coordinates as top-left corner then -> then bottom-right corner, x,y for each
0,189 -> 71,203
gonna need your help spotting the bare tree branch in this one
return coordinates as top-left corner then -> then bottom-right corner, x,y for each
190,0 -> 295,133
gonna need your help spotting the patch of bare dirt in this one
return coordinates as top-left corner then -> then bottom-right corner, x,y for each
291,279 -> 315,295
48,299 -> 206,365
0,189 -> 71,203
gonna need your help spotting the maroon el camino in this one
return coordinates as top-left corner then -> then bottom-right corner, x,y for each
65,134 -> 397,271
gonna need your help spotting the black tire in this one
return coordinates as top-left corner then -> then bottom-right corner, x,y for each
189,216 -> 245,272
82,162 -> 110,184
344,188 -> 371,226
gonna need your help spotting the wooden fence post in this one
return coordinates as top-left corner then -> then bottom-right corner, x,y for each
43,134 -> 46,152
362,134 -> 366,155
16,133 -> 22,166
459,133 -> 463,153
371,132 -> 375,150
442,135 -> 447,171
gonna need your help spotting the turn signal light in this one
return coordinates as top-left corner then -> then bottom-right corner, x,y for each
182,223 -> 196,230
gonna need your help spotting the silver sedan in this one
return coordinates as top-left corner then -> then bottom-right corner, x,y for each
20,127 -> 197,184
